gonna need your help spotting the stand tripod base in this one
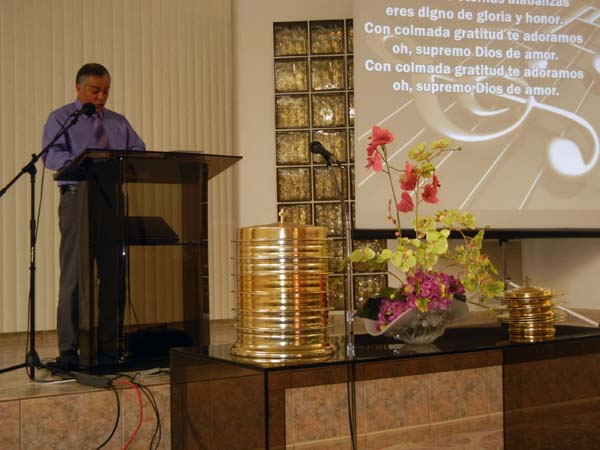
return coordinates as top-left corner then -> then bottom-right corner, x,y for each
0,349 -> 48,379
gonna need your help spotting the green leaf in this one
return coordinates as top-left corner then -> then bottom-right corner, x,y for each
454,293 -> 467,302
400,253 -> 417,271
420,162 -> 436,176
415,216 -> 436,233
408,143 -> 427,160
426,231 -> 448,255
432,239 -> 448,254
463,276 -> 478,292
463,212 -> 476,228
487,280 -> 505,296
413,247 -> 425,264
363,247 -> 376,260
421,253 -> 439,271
431,138 -> 451,149
356,297 -> 383,320
410,239 -> 421,248
415,297 -> 429,312
390,250 -> 404,268
350,249 -> 365,262
381,286 -> 397,298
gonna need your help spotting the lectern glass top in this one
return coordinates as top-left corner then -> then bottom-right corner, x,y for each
55,149 -> 241,183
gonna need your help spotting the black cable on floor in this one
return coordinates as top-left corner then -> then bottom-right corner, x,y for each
96,385 -> 120,449
112,372 -> 162,449
138,383 -> 161,449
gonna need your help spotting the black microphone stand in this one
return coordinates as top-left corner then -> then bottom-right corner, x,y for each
0,112 -> 84,380
321,153 -> 358,450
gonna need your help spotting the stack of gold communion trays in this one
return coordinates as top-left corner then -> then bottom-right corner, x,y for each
501,277 -> 566,343
230,220 -> 334,364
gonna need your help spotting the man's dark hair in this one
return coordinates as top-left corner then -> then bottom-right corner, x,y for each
75,63 -> 110,86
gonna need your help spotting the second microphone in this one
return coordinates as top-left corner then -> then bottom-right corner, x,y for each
309,141 -> 341,165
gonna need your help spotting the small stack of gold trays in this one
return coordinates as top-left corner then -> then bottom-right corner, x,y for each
498,278 -> 567,343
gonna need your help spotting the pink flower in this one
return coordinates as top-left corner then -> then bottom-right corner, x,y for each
369,126 -> 394,148
422,174 -> 440,204
397,192 -> 414,212
399,161 -> 417,191
366,149 -> 383,172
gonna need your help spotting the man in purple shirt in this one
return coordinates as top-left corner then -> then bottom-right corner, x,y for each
42,63 -> 145,369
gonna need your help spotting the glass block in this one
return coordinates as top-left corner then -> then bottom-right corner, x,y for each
277,168 -> 311,202
315,202 -> 343,237
278,203 -> 312,225
312,130 -> 347,164
276,131 -> 310,165
311,57 -> 345,91
276,95 -> 309,129
349,129 -> 355,163
327,238 -> 345,274
352,239 -> 388,273
346,20 -> 354,53
347,56 -> 354,90
348,92 -> 355,127
354,274 -> 387,309
274,22 -> 308,56
328,275 -> 346,310
313,166 -> 348,201
275,59 -> 308,93
310,20 -> 345,55
312,93 -> 346,128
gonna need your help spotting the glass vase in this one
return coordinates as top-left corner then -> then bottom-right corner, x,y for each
388,310 -> 452,344
364,309 -> 452,345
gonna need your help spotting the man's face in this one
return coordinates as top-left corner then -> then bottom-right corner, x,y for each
76,75 -> 110,113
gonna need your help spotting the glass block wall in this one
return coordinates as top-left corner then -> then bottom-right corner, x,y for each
273,20 -> 387,310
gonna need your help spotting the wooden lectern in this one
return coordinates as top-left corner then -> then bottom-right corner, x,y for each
56,150 -> 241,367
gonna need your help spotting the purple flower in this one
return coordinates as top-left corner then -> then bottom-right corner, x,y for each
384,269 -> 462,313
376,298 -> 412,331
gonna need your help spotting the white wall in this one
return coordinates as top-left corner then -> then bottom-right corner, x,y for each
232,0 -> 353,228
523,240 -> 600,309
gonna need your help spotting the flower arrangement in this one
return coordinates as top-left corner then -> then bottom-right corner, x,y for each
352,126 -> 504,334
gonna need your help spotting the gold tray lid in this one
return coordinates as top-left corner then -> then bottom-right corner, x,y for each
503,276 -> 557,300
237,213 -> 328,242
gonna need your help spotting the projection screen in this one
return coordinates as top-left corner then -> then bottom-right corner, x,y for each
354,0 -> 600,235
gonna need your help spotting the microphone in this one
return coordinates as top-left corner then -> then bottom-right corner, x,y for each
71,102 -> 96,118
310,141 -> 341,165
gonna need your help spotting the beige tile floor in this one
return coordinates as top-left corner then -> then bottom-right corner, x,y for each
0,320 -> 237,401
380,428 -> 503,450
0,331 -> 65,399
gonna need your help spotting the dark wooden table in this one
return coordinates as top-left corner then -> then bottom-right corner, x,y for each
170,324 -> 600,449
